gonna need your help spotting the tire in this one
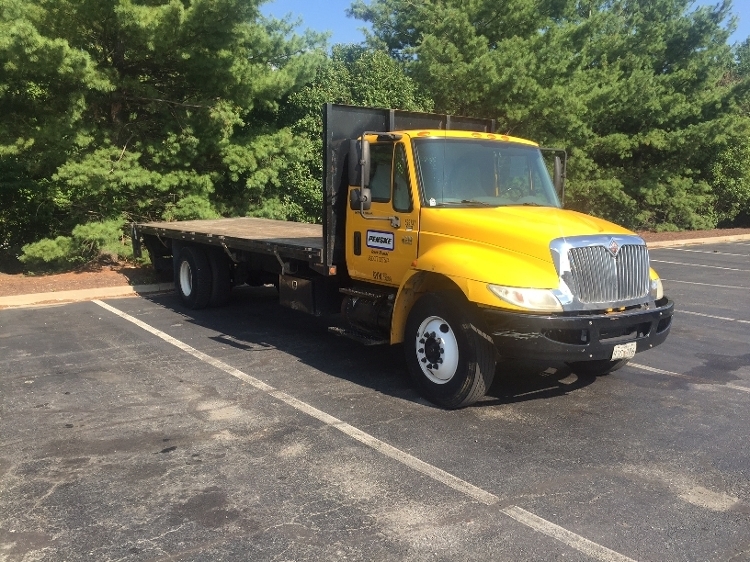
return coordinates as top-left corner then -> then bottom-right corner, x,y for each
566,358 -> 630,376
404,292 -> 496,409
208,249 -> 232,307
176,246 -> 212,309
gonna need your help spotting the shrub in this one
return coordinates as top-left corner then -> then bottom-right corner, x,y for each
19,219 -> 133,272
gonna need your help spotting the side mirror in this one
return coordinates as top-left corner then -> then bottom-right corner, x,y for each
541,147 -> 567,206
348,139 -> 371,189
349,187 -> 372,211
553,155 -> 564,205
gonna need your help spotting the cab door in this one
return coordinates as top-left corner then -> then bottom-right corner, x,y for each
346,141 -> 420,286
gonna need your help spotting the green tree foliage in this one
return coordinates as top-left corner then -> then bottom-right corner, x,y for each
737,38 -> 750,78
273,44 -> 433,223
19,219 -> 131,271
711,143 -> 750,225
350,0 -> 750,231
5,0 -> 750,273
711,37 -> 750,226
0,0 -> 324,270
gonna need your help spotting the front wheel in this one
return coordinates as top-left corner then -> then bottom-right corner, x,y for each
566,358 -> 630,376
404,292 -> 496,409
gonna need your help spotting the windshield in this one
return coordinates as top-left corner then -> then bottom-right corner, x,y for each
412,138 -> 561,208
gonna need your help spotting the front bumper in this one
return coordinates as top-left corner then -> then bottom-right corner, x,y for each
482,298 -> 674,362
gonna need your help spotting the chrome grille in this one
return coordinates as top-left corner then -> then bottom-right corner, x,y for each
566,244 -> 650,304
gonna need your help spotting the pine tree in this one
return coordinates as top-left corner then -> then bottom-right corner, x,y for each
273,44 -> 433,223
0,0 -> 324,269
350,0 -> 749,230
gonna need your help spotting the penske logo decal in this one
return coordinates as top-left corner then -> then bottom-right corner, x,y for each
366,230 -> 395,251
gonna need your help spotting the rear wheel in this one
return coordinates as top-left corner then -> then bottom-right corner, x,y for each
176,246 -> 212,309
566,358 -> 630,376
208,249 -> 232,307
404,292 -> 496,409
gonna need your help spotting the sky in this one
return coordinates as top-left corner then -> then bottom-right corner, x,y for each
261,0 -> 750,48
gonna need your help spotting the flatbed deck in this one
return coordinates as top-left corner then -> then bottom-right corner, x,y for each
136,217 -> 324,264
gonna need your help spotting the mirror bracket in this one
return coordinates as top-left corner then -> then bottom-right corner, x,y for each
540,147 -> 567,205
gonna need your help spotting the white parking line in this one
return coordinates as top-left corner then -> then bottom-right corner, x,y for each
93,299 -> 636,562
678,310 -> 750,325
655,247 -> 750,257
663,279 -> 748,290
630,363 -> 750,394
651,260 -> 750,272
502,506 -> 636,562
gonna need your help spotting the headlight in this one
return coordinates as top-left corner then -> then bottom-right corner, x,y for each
650,278 -> 664,300
488,284 -> 563,312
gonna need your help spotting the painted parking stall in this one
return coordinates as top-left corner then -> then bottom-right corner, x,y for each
1,241 -> 749,560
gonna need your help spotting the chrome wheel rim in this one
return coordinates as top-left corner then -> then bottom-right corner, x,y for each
415,315 -> 459,384
179,260 -> 193,297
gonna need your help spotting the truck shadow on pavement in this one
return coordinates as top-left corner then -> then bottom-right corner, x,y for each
142,286 -> 599,410
482,359 -> 597,406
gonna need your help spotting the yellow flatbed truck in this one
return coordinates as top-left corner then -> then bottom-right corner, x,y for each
133,104 -> 673,408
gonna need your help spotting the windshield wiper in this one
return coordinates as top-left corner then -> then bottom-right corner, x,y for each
432,200 -> 493,207
459,199 -> 495,207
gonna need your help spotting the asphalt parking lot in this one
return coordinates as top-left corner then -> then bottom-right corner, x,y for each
1,241 -> 749,561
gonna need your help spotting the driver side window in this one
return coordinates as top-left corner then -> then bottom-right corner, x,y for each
369,143 -> 393,203
393,143 -> 413,212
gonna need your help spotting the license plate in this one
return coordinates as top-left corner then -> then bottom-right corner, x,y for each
611,341 -> 637,361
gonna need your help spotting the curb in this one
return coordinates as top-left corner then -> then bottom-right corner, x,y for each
0,283 -> 174,309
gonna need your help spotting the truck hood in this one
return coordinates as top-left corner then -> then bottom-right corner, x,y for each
419,206 -> 635,264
